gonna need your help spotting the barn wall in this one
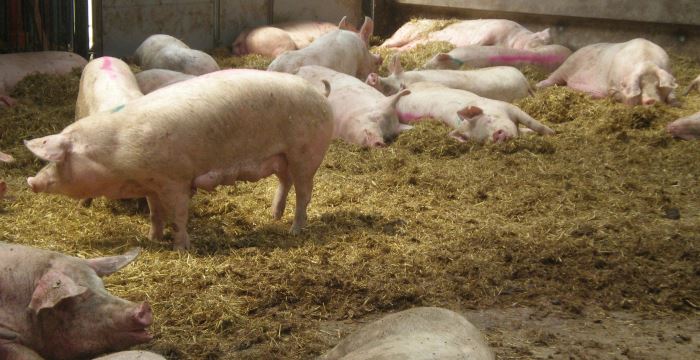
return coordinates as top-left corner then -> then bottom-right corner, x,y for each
375,0 -> 700,58
94,0 -> 363,58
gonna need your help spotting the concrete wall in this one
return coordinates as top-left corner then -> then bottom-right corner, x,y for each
375,0 -> 700,59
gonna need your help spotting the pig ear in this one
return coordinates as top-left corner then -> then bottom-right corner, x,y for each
536,28 -> 552,42
448,129 -> 468,143
366,73 -> 380,86
359,17 -> 374,46
338,16 -> 351,30
388,54 -> 404,76
387,89 -> 411,109
86,248 -> 141,277
621,77 -> 642,99
29,270 -> 87,314
657,69 -> 678,89
457,106 -> 484,122
0,151 -> 13,163
24,134 -> 70,162
508,107 -> 555,135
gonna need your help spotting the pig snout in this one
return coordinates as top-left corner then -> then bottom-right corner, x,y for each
116,301 -> 153,342
132,301 -> 153,328
492,129 -> 512,143
27,177 -> 41,193
642,97 -> 657,106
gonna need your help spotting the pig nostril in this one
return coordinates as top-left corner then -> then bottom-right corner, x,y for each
643,99 -> 656,105
133,302 -> 153,327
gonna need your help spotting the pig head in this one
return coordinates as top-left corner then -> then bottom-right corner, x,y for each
450,105 -> 554,143
0,244 -> 152,360
612,61 -> 678,106
344,90 -> 413,147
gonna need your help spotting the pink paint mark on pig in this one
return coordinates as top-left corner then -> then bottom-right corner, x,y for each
100,57 -> 118,79
398,111 -> 429,123
488,54 -> 564,65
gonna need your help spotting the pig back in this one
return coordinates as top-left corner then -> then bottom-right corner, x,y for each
77,70 -> 333,180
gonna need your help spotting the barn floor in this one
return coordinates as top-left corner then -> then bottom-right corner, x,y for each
0,42 -> 699,359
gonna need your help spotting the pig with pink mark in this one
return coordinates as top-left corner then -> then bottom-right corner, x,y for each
295,65 -> 412,147
397,82 -> 554,143
0,150 -> 13,199
0,243 -> 153,360
381,19 -> 551,51
26,70 -> 334,250
422,44 -> 572,72
76,57 -> 144,120
135,69 -> 195,94
267,17 -> 381,79
133,34 -> 220,76
233,19 -> 356,58
367,54 -> 532,103
0,51 -> 87,107
537,38 -> 678,106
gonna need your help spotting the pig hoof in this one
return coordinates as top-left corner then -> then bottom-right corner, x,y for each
289,225 -> 302,236
173,234 -> 191,251
78,198 -> 93,207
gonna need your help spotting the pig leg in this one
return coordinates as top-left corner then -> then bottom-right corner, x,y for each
272,168 -> 292,220
146,194 -> 165,242
536,74 -> 566,89
0,181 -> 6,199
155,186 -> 191,250
287,156 -> 323,234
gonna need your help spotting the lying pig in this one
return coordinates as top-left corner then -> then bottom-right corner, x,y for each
267,17 -> 381,79
367,54 -> 531,102
319,307 -> 495,360
135,69 -> 195,94
381,19 -> 551,51
0,150 -> 13,199
295,65 -> 411,147
0,51 -> 87,107
0,243 -> 152,360
233,19 -> 355,58
667,112 -> 700,140
94,351 -> 166,360
423,44 -> 572,72
133,34 -> 220,75
684,74 -> 700,95
26,70 -> 334,250
537,38 -> 678,105
398,82 -> 554,142
76,57 -> 144,120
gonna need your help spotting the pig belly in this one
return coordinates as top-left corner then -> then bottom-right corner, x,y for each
194,154 -> 287,191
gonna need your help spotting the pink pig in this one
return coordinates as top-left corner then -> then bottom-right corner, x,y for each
135,69 -> 195,94
133,34 -> 220,75
295,65 -> 412,147
267,17 -> 381,79
25,70 -> 333,250
0,150 -> 13,199
75,57 -> 144,120
381,19 -> 551,51
397,82 -> 554,143
667,113 -> 700,140
422,44 -> 571,72
0,51 -> 87,107
0,243 -> 152,360
537,38 -> 678,106
233,19 -> 355,58
367,54 -> 532,103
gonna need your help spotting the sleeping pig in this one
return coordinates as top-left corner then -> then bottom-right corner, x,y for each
133,34 -> 220,75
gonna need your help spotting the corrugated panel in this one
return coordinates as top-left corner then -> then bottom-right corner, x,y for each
273,0 -> 363,26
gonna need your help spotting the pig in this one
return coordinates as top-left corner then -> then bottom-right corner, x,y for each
0,243 -> 152,360
76,57 -> 144,120
667,112 -> 700,140
367,53 -> 532,102
133,34 -> 220,75
233,19 -> 355,58
295,65 -> 411,147
0,150 -> 13,199
0,51 -> 87,107
25,70 -> 334,250
318,307 -> 495,360
422,44 -> 572,72
397,82 -> 554,143
93,351 -> 166,360
537,38 -> 678,106
381,19 -> 551,51
267,17 -> 381,80
134,69 -> 195,95
683,74 -> 700,95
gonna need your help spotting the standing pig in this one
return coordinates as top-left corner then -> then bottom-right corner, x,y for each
295,65 -> 411,147
0,150 -> 13,199
537,38 -> 678,105
25,70 -> 334,250
76,57 -> 144,120
422,44 -> 571,72
667,112 -> 700,140
367,54 -> 532,102
0,51 -> 87,107
135,69 -> 195,94
397,82 -> 554,143
382,19 -> 551,51
267,17 -> 381,79
133,34 -> 220,75
319,307 -> 495,360
0,243 -> 152,360
233,19 -> 355,58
